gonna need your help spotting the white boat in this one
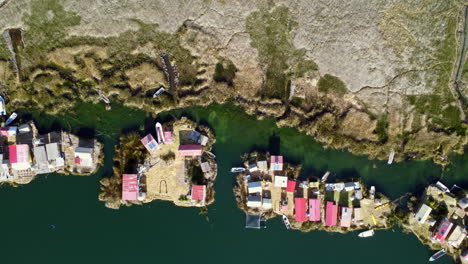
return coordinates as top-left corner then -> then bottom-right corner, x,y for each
5,112 -> 17,125
370,186 -> 375,200
231,167 -> 246,173
429,249 -> 446,262
358,229 -> 374,238
0,96 -> 6,116
153,87 -> 165,98
282,215 -> 291,229
5,112 -> 17,126
387,150 -> 395,164
155,122 -> 165,144
321,171 -> 330,182
96,89 -> 110,104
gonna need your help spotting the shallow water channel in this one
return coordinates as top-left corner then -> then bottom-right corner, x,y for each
0,102 -> 465,264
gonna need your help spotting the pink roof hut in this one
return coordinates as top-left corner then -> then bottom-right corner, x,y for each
309,199 -> 321,222
141,134 -> 158,153
0,127 -> 17,136
9,144 -> 30,164
122,174 -> 138,201
432,218 -> 454,243
191,185 -> 206,201
294,198 -> 307,222
340,207 -> 353,227
178,145 -> 202,157
286,180 -> 296,193
325,202 -> 338,226
164,130 -> 174,143
270,155 -> 283,171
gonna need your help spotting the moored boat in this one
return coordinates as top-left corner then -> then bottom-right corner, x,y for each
231,167 -> 246,173
370,186 -> 375,200
321,171 -> 330,182
155,122 -> 165,144
388,150 -> 395,164
282,215 -> 291,229
5,112 -> 17,125
429,249 -> 446,262
358,229 -> 374,238
0,96 -> 6,116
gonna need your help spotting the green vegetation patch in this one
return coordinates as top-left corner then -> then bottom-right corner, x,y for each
374,114 -> 389,143
246,5 -> 318,100
317,74 -> 347,96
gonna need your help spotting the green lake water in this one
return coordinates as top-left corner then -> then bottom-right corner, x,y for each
1,102 -> 466,264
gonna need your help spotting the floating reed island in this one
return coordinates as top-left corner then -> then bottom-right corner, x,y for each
99,117 -> 217,210
0,120 -> 102,185
233,152 -> 468,262
233,151 -> 393,232
398,182 -> 468,263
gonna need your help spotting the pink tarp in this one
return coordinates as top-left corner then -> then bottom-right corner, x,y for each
270,155 -> 283,171
191,185 -> 206,201
9,144 -> 29,164
294,198 -> 307,222
325,201 -> 338,226
122,174 -> 138,201
309,198 -> 321,222
286,180 -> 296,193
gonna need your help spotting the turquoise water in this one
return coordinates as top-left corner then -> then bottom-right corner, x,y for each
0,102 -> 464,264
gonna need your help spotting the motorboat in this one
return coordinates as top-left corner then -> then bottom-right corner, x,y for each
321,171 -> 330,182
5,112 -> 17,125
282,215 -> 291,229
231,167 -> 246,173
429,249 -> 446,262
358,229 -> 374,238
155,122 -> 165,144
388,150 -> 395,164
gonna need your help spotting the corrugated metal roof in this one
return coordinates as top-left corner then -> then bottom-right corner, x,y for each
46,143 -> 60,161
33,146 -> 48,165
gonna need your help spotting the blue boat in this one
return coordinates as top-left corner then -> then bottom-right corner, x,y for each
5,112 -> 17,126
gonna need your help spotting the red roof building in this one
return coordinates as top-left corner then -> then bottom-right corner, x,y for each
309,198 -> 321,222
141,134 -> 158,153
178,145 -> 202,157
294,198 -> 307,222
432,218 -> 454,243
191,185 -> 206,201
122,174 -> 138,201
286,180 -> 296,193
325,201 -> 338,226
9,144 -> 30,164
270,155 -> 283,171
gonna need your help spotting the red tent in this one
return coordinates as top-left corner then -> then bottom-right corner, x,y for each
286,180 -> 296,192
294,198 -> 307,222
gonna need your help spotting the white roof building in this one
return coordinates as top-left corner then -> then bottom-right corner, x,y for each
414,204 -> 432,224
344,182 -> 355,192
74,147 -> 93,167
274,175 -> 288,188
257,160 -> 268,171
46,143 -> 60,161
262,198 -> 272,209
248,181 -> 262,194
247,196 -> 262,208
